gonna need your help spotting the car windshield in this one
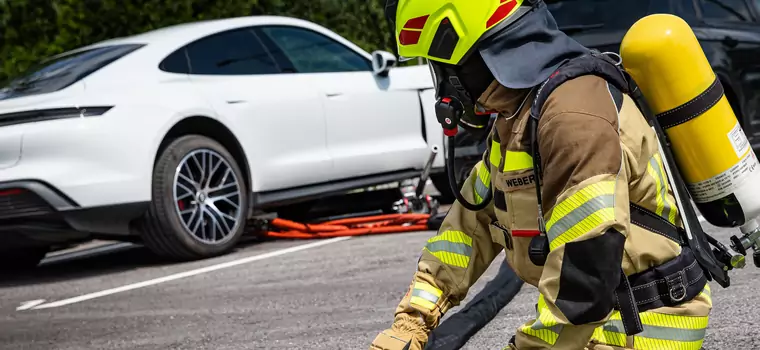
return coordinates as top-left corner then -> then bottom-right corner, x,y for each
0,44 -> 144,100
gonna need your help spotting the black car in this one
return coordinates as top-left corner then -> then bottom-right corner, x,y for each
547,0 -> 760,147
434,0 -> 760,203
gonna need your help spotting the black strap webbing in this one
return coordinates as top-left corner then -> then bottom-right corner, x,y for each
630,203 -> 684,245
629,248 -> 707,312
656,77 -> 725,129
614,268 -> 643,335
530,52 -> 630,122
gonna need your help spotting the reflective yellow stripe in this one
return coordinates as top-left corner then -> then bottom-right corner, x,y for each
519,294 -> 563,345
656,153 -> 679,225
490,139 -> 502,168
633,336 -> 703,350
410,282 -> 443,311
592,306 -> 709,350
410,296 -> 436,311
699,284 -> 712,306
591,326 -> 627,347
524,292 -> 709,349
473,163 -> 491,204
648,153 -> 679,225
546,181 -> 616,250
424,230 -> 473,268
503,151 -> 534,172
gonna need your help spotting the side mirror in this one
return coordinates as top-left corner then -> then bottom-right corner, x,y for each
371,50 -> 397,77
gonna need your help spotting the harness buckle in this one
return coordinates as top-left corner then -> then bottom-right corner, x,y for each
665,270 -> 687,303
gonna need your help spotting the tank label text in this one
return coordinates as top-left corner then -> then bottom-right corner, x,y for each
729,122 -> 751,159
688,148 -> 759,203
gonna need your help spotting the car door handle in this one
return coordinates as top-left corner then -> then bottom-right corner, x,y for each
226,100 -> 247,104
325,92 -> 343,98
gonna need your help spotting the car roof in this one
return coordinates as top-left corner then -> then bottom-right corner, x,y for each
66,15 -> 370,58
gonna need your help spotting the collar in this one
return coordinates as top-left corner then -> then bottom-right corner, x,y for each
476,80 -> 532,117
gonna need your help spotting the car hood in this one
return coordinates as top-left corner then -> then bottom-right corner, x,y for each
386,65 -> 435,91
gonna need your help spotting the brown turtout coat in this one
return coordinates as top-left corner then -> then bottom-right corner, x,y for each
372,75 -> 712,350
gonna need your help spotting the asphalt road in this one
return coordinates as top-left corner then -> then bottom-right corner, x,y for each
0,221 -> 759,349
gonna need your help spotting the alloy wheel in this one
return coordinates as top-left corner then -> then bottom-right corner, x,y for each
172,149 -> 243,245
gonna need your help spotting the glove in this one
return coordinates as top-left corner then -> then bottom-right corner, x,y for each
370,313 -> 430,350
501,335 -> 517,350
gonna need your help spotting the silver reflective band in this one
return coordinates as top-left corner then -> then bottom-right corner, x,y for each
411,288 -> 439,304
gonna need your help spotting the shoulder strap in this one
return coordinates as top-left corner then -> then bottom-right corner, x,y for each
527,51 -> 631,235
530,51 -> 630,123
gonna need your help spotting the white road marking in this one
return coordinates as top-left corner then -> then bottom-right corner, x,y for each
29,237 -> 352,310
16,299 -> 46,311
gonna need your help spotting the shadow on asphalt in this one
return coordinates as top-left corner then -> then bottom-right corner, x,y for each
0,238 -> 264,288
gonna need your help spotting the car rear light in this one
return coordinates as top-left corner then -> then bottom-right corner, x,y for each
0,188 -> 23,196
0,188 -> 55,219
0,106 -> 113,128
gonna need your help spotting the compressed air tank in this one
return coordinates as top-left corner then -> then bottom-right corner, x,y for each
620,14 -> 760,228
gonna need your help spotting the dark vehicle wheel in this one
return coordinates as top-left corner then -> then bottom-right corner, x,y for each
137,135 -> 249,261
0,246 -> 49,272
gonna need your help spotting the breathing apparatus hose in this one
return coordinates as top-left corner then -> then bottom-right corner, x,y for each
445,134 -> 493,211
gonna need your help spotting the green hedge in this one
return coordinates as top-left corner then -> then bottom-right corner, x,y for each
0,0 -> 400,83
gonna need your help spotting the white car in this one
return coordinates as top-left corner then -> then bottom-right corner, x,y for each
0,15 -> 451,267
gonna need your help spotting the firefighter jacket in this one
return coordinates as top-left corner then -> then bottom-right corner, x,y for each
392,75 -> 713,350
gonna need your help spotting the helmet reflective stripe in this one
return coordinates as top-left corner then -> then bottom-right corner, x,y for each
387,0 -> 531,65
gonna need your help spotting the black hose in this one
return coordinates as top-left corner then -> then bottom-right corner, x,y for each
446,135 -> 492,211
424,260 -> 524,350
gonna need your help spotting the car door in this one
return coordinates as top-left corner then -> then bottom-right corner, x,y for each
256,25 -> 429,181
180,27 -> 333,192
695,0 -> 760,146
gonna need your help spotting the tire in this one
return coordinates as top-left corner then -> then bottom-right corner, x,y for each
137,135 -> 249,261
0,246 -> 49,273
431,173 -> 457,204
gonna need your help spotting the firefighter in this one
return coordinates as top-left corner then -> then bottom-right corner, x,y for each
371,1 -> 713,349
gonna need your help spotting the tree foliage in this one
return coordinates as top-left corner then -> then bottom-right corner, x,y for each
0,0 -> 398,83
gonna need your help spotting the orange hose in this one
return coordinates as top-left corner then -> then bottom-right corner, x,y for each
325,214 -> 429,226
261,213 -> 432,240
269,218 -> 348,232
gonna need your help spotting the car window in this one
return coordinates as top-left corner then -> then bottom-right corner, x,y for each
260,26 -> 372,73
160,48 -> 190,74
185,29 -> 280,75
753,0 -> 760,16
547,0 -> 651,31
0,44 -> 143,100
699,0 -> 752,21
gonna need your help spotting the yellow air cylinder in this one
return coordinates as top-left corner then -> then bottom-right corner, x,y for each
621,14 -> 760,228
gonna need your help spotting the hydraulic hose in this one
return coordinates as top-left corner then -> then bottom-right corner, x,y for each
446,135 -> 492,211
